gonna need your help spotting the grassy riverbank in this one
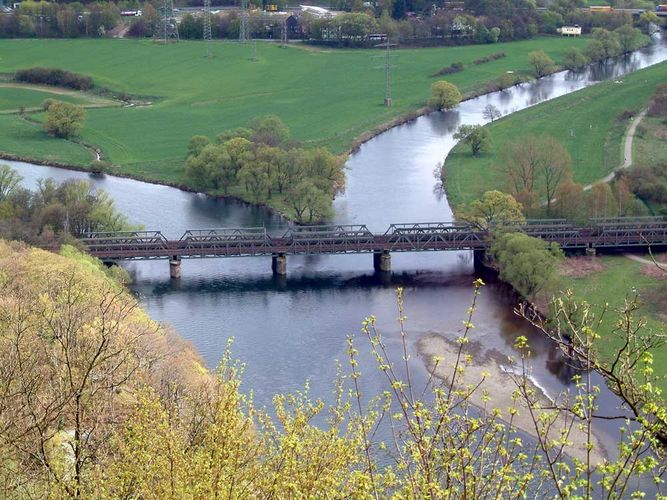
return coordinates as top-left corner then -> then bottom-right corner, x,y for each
558,254 -> 667,390
0,37 -> 589,182
444,61 -> 667,210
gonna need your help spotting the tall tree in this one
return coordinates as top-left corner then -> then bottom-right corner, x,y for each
428,80 -> 462,111
453,124 -> 490,156
458,190 -> 524,230
44,101 -> 86,139
527,50 -> 555,78
0,165 -> 22,201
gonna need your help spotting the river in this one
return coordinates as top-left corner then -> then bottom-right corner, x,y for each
5,35 -> 667,457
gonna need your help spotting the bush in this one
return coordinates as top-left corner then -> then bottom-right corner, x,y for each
15,67 -> 94,91
472,51 -> 506,65
648,92 -> 667,117
43,101 -> 86,139
41,99 -> 56,111
431,61 -> 464,77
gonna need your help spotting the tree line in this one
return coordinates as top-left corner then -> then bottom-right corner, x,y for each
0,164 -> 134,248
2,0 -> 662,47
0,238 -> 664,497
185,115 -> 345,223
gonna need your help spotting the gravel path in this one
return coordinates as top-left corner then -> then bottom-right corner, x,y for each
583,109 -> 647,191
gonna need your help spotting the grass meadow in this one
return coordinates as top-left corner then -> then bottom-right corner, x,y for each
559,255 -> 667,390
444,61 -> 667,209
0,36 -> 589,181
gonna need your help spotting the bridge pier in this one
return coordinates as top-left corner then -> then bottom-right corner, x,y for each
473,250 -> 489,272
169,256 -> 181,279
585,246 -> 596,257
272,253 -> 287,276
373,251 -> 391,272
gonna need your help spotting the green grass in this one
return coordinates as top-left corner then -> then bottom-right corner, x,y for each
559,255 -> 667,390
444,62 -> 667,210
0,37 -> 590,183
0,113 -> 93,165
0,86 -> 95,112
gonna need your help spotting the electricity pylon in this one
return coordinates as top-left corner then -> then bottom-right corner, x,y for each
239,0 -> 249,43
156,0 -> 179,42
373,38 -> 397,107
203,0 -> 212,57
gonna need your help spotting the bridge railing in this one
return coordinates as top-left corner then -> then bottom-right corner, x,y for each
80,230 -> 170,257
282,224 -> 376,253
177,227 -> 273,256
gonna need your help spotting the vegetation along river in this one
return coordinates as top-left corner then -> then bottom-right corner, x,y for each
7,34 -> 667,457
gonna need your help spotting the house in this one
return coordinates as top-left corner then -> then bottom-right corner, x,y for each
286,14 -> 300,36
559,25 -> 582,36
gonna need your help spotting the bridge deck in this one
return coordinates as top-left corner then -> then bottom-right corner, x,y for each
80,218 -> 667,261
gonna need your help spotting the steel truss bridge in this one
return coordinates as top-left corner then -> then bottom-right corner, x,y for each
80,217 -> 667,273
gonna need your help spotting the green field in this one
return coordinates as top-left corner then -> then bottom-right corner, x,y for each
0,86 -> 100,112
0,37 -> 590,182
444,62 -> 667,210
559,255 -> 667,389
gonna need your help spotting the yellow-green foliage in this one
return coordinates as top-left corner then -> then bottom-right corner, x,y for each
0,242 -> 664,498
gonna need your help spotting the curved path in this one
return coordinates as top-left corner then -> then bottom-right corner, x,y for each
583,109 -> 647,191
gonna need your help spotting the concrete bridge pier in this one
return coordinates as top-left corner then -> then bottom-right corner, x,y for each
585,245 -> 596,257
272,253 -> 287,275
373,251 -> 391,272
169,256 -> 182,279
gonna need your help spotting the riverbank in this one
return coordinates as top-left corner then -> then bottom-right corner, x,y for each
443,60 -> 667,211
418,332 -> 608,463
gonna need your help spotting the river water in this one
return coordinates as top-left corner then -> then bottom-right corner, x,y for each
6,36 -> 667,455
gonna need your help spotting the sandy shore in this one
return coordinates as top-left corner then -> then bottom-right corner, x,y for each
418,332 -> 609,464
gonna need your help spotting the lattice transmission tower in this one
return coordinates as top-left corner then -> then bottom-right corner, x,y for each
203,0 -> 212,57
373,39 -> 397,107
156,0 -> 179,42
239,0 -> 249,43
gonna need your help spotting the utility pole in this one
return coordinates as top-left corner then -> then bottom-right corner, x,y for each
203,0 -> 212,57
280,15 -> 287,47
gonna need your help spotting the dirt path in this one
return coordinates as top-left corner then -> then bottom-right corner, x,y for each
583,109 -> 647,191
0,82 -> 119,109
625,253 -> 654,265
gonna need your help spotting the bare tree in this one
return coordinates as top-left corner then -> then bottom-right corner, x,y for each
482,103 -> 502,122
499,135 -> 572,215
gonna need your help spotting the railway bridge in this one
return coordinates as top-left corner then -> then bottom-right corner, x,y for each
78,217 -> 667,278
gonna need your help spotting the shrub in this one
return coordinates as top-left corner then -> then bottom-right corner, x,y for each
41,99 -> 56,111
43,101 -> 86,139
431,61 -> 464,77
472,51 -> 506,65
15,67 -> 94,91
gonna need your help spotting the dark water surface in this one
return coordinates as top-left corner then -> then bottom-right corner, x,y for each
6,36 -> 667,454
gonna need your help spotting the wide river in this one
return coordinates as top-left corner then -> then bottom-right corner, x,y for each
6,35 -> 667,453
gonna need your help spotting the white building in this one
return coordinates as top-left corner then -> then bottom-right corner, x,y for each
559,25 -> 582,36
